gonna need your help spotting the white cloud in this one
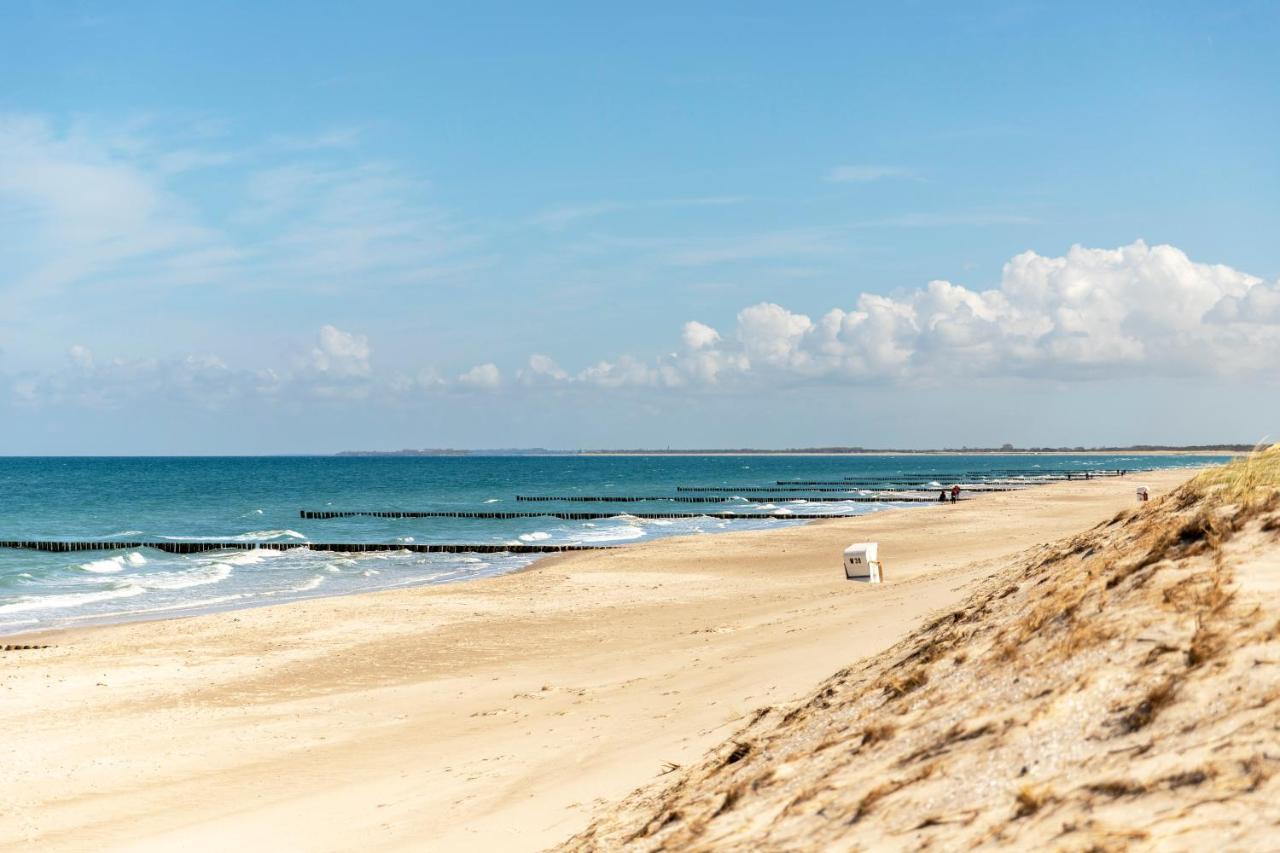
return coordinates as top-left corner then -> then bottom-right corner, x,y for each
0,113 -> 475,312
826,165 -> 917,183
309,325 -> 371,377
518,354 -> 569,385
529,196 -> 748,230
458,362 -> 501,390
661,228 -> 844,266
0,115 -> 219,299
648,241 -> 1275,384
530,202 -> 625,229
68,344 -> 95,370
468,241 -> 1277,391
7,243 -> 1277,412
681,321 -> 721,350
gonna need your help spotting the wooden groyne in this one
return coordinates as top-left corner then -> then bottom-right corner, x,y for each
839,470 -> 1126,480
300,510 -> 873,521
514,495 -> 940,504
675,485 -> 1018,493
778,479 -> 1031,486
0,540 -> 610,555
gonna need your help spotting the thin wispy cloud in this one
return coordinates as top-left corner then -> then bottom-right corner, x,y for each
0,113 -> 477,309
659,227 -> 847,266
825,165 -> 919,183
529,202 -> 627,229
857,211 -> 1042,228
529,196 -> 749,230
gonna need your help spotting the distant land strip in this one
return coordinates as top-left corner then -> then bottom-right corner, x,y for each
334,445 -> 1251,457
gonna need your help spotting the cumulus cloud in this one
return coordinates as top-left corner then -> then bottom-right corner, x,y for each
458,362 -> 501,390
647,241 -> 1275,384
681,321 -> 721,350
512,241 -> 1275,390
7,243 -> 1277,412
68,344 -> 95,370
10,350 -> 278,410
309,325 -> 371,377
517,354 -> 569,385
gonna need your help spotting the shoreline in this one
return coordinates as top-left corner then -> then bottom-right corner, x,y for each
575,449 -> 1240,457
2,511 -> 889,640
1,467 -> 1200,851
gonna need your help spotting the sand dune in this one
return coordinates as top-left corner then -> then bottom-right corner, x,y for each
1,470 -> 1193,851
565,450 -> 1280,850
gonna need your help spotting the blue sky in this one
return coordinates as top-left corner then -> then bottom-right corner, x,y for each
2,1 -> 1278,452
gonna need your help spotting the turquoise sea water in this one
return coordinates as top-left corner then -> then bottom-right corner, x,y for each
0,454 -> 1227,634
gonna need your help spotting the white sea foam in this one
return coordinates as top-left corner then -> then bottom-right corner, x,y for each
291,575 -> 325,593
484,498 -> 501,504
574,524 -> 645,543
220,551 -> 271,566
135,563 -> 233,591
80,556 -> 127,574
0,584 -> 147,614
68,593 -> 250,621
519,531 -> 552,542
77,550 -> 146,573
615,515 -> 675,528
234,529 -> 306,541
159,529 -> 306,542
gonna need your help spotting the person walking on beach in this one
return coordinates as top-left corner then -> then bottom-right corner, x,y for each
950,484 -> 960,502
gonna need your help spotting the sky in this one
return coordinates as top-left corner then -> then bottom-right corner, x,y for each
1,1 -> 1278,453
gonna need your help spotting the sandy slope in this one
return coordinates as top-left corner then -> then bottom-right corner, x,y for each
565,455 -> 1280,851
0,471 -> 1190,852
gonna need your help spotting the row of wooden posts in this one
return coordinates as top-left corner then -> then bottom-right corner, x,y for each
298,510 -> 871,521
673,485 -> 1019,493
513,495 -> 941,503
1,469 -> 1128,557
0,540 -> 610,555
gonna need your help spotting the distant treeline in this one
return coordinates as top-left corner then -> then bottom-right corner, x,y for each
336,444 -> 1253,457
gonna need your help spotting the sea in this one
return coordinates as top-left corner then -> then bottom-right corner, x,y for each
0,454 -> 1229,635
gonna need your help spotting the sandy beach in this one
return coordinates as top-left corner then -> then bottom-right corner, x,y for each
1,469 -> 1194,851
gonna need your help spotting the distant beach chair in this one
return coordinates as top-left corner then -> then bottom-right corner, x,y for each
843,542 -> 882,583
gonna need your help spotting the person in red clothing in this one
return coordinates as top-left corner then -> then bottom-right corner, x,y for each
950,484 -> 961,502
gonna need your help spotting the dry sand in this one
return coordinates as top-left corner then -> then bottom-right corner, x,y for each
0,470 -> 1193,851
